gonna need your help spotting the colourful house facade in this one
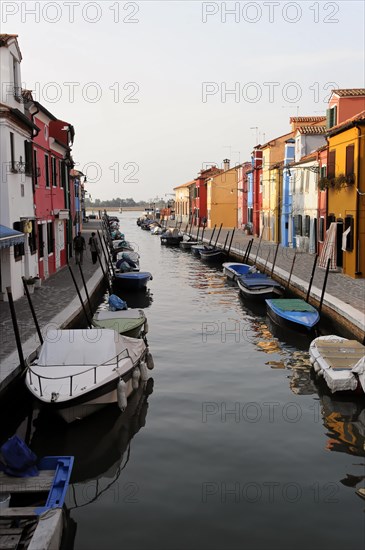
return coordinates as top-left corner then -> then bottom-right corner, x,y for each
325,111 -> 365,277
207,163 -> 238,228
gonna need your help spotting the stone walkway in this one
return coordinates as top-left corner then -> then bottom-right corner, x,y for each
0,222 -> 103,380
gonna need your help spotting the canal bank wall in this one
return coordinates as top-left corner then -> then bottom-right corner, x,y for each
0,223 -> 106,395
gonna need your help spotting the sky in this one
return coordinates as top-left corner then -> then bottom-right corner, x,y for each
2,0 -> 364,201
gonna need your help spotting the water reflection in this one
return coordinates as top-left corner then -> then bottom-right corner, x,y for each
31,379 -> 154,508
112,287 -> 154,309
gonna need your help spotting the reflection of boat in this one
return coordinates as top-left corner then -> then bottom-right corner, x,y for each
112,288 -> 153,309
223,262 -> 252,281
266,298 -> 319,331
26,329 -> 148,423
31,380 -> 154,504
310,335 -> 365,394
237,273 -> 284,300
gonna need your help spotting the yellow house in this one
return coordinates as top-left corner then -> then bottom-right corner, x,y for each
173,181 -> 193,224
326,110 -> 365,278
207,163 -> 238,228
261,132 -> 293,242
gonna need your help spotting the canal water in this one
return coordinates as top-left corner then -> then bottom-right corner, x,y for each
1,211 -> 364,550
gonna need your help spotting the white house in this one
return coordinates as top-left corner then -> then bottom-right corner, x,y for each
0,34 -> 39,300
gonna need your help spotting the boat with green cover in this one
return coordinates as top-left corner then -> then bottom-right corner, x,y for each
266,298 -> 320,332
92,309 -> 147,338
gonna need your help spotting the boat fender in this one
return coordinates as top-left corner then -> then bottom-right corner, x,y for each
140,361 -> 149,381
144,320 -> 149,335
117,379 -> 128,411
146,352 -> 154,370
132,367 -> 141,390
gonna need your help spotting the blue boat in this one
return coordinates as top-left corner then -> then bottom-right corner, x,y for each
266,298 -> 320,331
0,449 -> 74,548
113,271 -> 152,291
237,272 -> 284,300
222,262 -> 253,281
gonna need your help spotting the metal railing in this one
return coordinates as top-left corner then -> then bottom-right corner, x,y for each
27,347 -> 141,398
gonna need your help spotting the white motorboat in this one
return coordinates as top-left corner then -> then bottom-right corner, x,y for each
309,335 -> 365,394
26,329 -> 149,423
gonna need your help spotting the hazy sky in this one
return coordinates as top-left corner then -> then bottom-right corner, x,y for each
2,1 -> 364,200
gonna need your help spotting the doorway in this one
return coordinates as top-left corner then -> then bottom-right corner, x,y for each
336,219 -> 344,268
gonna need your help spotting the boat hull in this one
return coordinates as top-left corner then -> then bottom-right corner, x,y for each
160,236 -> 183,246
265,299 -> 320,332
237,280 -> 283,301
200,249 -> 227,263
223,263 -> 252,281
113,272 -> 152,291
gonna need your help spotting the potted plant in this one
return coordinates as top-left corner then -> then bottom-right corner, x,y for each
24,276 -> 36,294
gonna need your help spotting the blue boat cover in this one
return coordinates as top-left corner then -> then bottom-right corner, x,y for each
240,277 -> 282,288
0,435 -> 38,477
0,224 -> 25,249
109,294 -> 128,310
116,272 -> 152,280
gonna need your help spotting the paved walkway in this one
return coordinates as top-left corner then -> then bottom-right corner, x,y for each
0,222 -> 104,389
187,226 -> 365,338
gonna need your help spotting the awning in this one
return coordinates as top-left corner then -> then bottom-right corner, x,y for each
0,225 -> 25,249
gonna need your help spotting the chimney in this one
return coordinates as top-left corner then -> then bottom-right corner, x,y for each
223,158 -> 230,171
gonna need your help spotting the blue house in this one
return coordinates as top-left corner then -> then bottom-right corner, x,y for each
281,138 -> 295,247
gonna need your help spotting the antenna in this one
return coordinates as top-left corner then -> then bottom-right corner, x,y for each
250,127 -> 259,144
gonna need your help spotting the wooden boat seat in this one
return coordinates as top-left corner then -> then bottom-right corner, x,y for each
0,507 -> 38,518
316,341 -> 364,370
0,470 -> 55,493
0,528 -> 23,549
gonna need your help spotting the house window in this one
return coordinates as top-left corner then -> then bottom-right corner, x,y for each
44,125 -> 48,141
305,171 -> 310,193
344,215 -> 354,251
10,132 -> 15,172
320,165 -> 327,179
345,144 -> 355,178
304,215 -> 310,237
24,140 -> 33,176
300,172 -> 304,193
21,184 -> 24,197
319,217 -> 325,242
33,150 -> 38,187
61,160 -> 66,188
294,214 -> 302,236
328,151 -> 336,179
47,222 -> 54,254
59,160 -> 63,187
38,224 -> 44,258
13,221 -> 24,260
45,154 -> 50,187
326,105 -> 337,129
51,157 -> 57,187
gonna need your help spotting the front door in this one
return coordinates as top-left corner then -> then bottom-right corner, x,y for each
336,219 -> 344,268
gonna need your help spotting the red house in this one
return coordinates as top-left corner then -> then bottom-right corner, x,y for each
191,166 -> 222,225
31,102 -> 74,279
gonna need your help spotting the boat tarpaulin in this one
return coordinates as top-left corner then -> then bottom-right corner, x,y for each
0,224 -> 25,249
37,329 -> 145,366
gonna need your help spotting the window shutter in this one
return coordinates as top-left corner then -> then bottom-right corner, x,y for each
328,151 -> 336,179
345,145 -> 355,177
304,215 -> 310,237
326,109 -> 331,129
319,217 -> 324,242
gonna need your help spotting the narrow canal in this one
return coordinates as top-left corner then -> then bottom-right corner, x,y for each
1,212 -> 364,550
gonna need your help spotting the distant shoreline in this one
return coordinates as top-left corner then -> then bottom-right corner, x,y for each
86,206 -> 145,212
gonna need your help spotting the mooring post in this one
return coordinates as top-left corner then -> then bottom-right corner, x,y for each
6,286 -> 26,370
318,257 -> 331,313
68,264 -> 92,327
306,254 -> 318,302
208,225 -> 216,246
254,229 -> 264,264
286,251 -> 297,291
270,242 -> 280,277
21,277 -> 43,344
78,264 -> 93,319
227,228 -> 235,256
214,223 -> 223,248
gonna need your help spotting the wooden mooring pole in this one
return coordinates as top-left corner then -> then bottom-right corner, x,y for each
21,277 -> 43,344
6,286 -> 26,370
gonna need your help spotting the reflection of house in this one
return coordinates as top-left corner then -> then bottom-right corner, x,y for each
324,110 -> 365,277
0,34 -> 39,300
31,102 -> 74,279
206,159 -> 237,228
173,181 -> 191,224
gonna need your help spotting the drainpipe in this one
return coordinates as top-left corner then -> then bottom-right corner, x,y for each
355,125 -> 362,275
